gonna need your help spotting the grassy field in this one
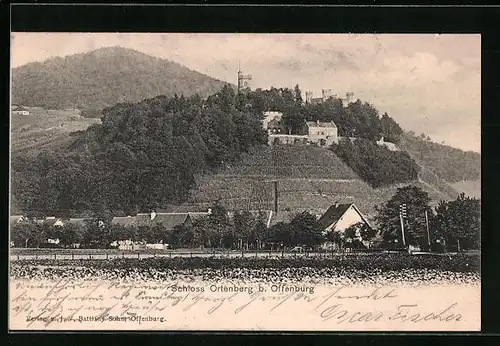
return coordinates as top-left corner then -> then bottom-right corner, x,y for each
10,107 -> 100,156
450,179 -> 481,199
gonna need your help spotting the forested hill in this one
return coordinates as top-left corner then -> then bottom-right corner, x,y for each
10,83 -> 479,216
11,86 -> 268,216
11,46 -> 229,113
399,134 -> 480,183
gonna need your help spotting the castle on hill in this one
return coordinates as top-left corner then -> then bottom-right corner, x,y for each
305,89 -> 354,108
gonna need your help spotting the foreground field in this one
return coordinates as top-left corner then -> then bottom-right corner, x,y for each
9,255 -> 480,331
10,253 -> 480,279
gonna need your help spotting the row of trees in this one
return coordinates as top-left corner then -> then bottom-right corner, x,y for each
376,187 -> 480,251
331,138 -> 420,188
11,187 -> 480,252
10,201 -> 374,250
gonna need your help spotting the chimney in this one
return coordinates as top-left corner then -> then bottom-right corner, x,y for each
274,181 -> 279,213
150,210 -> 156,221
335,201 -> 339,208
316,119 -> 320,126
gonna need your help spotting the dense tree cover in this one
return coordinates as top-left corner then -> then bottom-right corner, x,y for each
431,193 -> 480,251
400,133 -> 481,183
12,46 -> 228,111
264,211 -> 325,249
375,186 -> 480,252
375,185 -> 434,250
331,138 -> 420,188
238,86 -> 403,141
11,86 -> 268,215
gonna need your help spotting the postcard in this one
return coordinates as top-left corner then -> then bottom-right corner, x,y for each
9,32 -> 481,331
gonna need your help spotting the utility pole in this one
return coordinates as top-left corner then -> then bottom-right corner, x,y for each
399,204 -> 407,248
425,210 -> 431,250
274,180 -> 278,213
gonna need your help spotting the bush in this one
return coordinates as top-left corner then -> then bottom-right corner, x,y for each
331,138 -> 419,188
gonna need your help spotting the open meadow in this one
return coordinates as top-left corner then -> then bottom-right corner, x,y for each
10,107 -> 100,156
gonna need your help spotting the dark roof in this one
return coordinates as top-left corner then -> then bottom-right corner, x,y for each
111,216 -> 137,227
267,118 -> 281,128
136,213 -> 191,230
12,105 -> 28,111
306,121 -> 337,128
188,212 -> 210,222
42,217 -> 57,226
268,211 -> 294,228
68,218 -> 86,227
317,203 -> 355,229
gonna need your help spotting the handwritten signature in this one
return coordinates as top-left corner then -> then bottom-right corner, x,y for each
10,279 -> 469,328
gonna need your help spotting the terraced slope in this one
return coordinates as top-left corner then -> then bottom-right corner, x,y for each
10,107 -> 101,156
186,145 -> 454,218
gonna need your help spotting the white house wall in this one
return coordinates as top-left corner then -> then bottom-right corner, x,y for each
329,206 -> 365,233
307,127 -> 338,145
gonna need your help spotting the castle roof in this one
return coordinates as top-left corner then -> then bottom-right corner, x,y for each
306,121 -> 337,128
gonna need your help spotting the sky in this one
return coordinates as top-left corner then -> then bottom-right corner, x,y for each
11,33 -> 481,153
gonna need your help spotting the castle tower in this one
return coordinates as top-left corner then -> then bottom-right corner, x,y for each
305,91 -> 313,103
237,70 -> 252,93
346,91 -> 354,104
322,89 -> 334,102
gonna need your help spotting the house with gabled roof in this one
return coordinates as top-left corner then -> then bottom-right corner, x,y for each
112,211 -> 195,231
317,202 -> 373,234
11,105 -> 30,115
306,120 -> 338,146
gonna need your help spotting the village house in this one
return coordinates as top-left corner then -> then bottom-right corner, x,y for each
11,105 -> 30,115
110,211 -> 209,250
268,119 -> 338,147
306,120 -> 338,146
262,111 -> 283,132
317,202 -> 374,248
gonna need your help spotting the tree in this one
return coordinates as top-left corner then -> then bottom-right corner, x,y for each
294,84 -> 303,106
82,218 -> 110,248
233,210 -> 255,249
289,211 -> 325,248
249,211 -> 268,249
282,106 -> 306,135
342,222 -> 376,249
433,193 -> 480,251
266,222 -> 293,249
375,185 -> 433,248
11,221 -> 45,248
59,223 -> 84,248
207,200 -> 232,248
325,231 -> 345,251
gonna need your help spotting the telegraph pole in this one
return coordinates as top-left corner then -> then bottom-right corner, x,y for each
274,180 -> 278,213
425,210 -> 431,250
399,204 -> 407,248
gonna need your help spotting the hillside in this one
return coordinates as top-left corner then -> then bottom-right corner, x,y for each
450,179 -> 481,198
10,107 -> 100,156
11,46 -> 230,112
186,145 -> 455,219
399,133 -> 480,183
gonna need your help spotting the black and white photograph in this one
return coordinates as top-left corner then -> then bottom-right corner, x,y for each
9,33 -> 481,331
